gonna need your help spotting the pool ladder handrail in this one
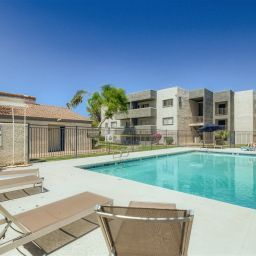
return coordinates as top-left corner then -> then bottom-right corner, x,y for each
112,150 -> 130,159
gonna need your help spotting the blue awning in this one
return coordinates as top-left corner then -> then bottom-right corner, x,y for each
198,123 -> 225,132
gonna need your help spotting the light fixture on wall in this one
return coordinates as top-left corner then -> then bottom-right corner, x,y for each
174,94 -> 183,108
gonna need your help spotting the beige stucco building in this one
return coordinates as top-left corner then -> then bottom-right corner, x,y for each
0,91 -> 92,166
102,86 -> 256,145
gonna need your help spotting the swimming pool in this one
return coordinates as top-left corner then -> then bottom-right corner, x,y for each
83,151 -> 256,209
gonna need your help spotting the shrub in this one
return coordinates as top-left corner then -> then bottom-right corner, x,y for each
153,132 -> 162,144
92,138 -> 98,149
215,130 -> 229,141
165,136 -> 174,145
99,135 -> 105,142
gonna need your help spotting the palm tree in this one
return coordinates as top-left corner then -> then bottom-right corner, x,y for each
66,90 -> 87,109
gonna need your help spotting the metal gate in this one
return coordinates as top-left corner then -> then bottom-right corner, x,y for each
28,125 -> 93,159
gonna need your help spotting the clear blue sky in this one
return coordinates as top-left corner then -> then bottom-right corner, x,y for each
0,0 -> 255,115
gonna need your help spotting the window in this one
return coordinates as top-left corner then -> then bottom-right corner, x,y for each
140,103 -> 149,108
0,126 -> 2,147
111,122 -> 117,128
163,99 -> 173,107
162,117 -> 174,125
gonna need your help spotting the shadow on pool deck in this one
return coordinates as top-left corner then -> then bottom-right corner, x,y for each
22,213 -> 99,255
0,187 -> 48,202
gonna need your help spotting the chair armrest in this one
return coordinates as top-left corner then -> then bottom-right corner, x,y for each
0,169 -> 40,177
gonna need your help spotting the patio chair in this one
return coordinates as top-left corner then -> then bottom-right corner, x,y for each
241,143 -> 256,151
0,168 -> 44,193
0,191 -> 113,254
96,201 -> 194,256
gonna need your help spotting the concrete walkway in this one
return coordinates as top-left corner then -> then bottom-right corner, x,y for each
2,147 -> 256,256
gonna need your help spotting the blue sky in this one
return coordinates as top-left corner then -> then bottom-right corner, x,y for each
0,0 -> 256,115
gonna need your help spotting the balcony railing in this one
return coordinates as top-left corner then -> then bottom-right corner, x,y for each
215,108 -> 228,115
115,107 -> 156,119
190,116 -> 204,124
135,125 -> 157,134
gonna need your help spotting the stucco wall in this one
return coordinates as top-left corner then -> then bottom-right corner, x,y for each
156,87 -> 179,131
177,88 -> 193,144
177,87 -> 191,131
156,87 -> 192,144
156,87 -> 191,131
203,89 -> 213,123
234,90 -> 254,144
0,123 -> 28,166
213,90 -> 234,131
234,90 -> 254,131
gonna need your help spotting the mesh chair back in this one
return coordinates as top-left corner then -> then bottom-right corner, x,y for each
96,205 -> 193,256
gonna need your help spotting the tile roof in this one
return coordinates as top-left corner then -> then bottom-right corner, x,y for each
0,91 -> 36,101
0,103 -> 91,123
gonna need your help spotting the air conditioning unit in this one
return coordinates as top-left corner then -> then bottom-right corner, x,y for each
106,134 -> 114,142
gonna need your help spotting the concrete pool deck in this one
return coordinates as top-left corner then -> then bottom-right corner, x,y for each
2,147 -> 256,256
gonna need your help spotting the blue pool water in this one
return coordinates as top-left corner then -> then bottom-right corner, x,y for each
84,152 -> 256,209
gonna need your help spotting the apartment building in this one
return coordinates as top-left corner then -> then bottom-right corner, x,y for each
102,87 -> 255,144
113,90 -> 157,133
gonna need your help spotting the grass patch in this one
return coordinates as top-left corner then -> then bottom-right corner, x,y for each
30,144 -> 178,162
30,152 -> 109,162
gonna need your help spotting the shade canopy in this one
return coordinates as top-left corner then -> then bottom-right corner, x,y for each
198,123 -> 224,132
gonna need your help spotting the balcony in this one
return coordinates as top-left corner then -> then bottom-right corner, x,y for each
134,125 -> 157,134
115,107 -> 156,120
128,90 -> 157,102
105,125 -> 156,135
189,116 -> 204,126
215,108 -> 228,115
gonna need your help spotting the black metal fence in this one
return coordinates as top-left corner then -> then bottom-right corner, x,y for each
29,125 -> 93,159
27,124 -> 256,160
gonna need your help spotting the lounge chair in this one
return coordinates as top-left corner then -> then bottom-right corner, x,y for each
96,201 -> 194,256
241,143 -> 256,151
0,191 -> 113,254
200,139 -> 224,149
0,168 -> 44,193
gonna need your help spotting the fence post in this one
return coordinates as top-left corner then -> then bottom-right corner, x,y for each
27,123 -> 30,163
166,129 -> 167,148
229,130 -> 232,148
75,126 -> 78,158
151,131 -> 152,150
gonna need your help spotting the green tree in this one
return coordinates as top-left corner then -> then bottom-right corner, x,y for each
66,90 -> 87,109
87,85 -> 128,127
86,92 -> 103,127
68,85 -> 128,127
99,85 -> 128,127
